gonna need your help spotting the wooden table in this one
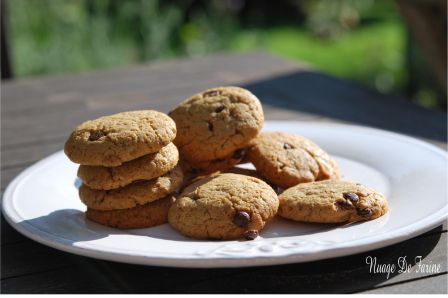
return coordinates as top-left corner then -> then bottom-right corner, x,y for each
1,52 -> 447,294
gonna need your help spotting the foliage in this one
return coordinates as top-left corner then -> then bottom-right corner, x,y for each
4,0 -> 441,109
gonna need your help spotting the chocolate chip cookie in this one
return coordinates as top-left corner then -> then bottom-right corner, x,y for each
278,180 -> 388,223
168,173 -> 278,240
186,147 -> 249,175
168,86 -> 264,165
247,131 -> 340,188
86,195 -> 174,229
79,165 -> 183,210
78,143 -> 179,190
64,110 -> 176,166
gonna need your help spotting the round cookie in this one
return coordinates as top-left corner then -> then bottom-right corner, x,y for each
86,195 -> 174,229
223,167 -> 283,194
247,131 -> 340,188
79,165 -> 183,210
186,147 -> 248,175
64,110 -> 176,166
168,86 -> 264,163
168,173 -> 278,240
278,180 -> 388,223
78,143 -> 179,190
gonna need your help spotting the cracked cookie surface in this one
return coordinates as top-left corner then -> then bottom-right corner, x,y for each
79,165 -> 183,210
86,195 -> 174,229
168,173 -> 278,240
278,180 -> 388,223
78,143 -> 179,190
168,86 -> 263,163
247,131 -> 340,188
64,110 -> 176,166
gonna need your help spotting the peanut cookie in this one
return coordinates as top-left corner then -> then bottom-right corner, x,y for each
79,165 -> 183,210
78,143 -> 179,190
168,173 -> 278,240
278,180 -> 388,223
64,110 -> 176,166
168,86 -> 264,163
86,195 -> 174,229
247,131 -> 340,188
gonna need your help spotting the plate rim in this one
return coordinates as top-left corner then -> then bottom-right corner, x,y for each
2,121 -> 448,268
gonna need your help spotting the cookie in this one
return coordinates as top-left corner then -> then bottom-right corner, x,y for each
224,166 -> 273,180
64,110 -> 176,166
185,147 -> 248,175
247,131 -> 340,188
168,173 -> 278,240
78,143 -> 179,190
86,195 -> 174,229
168,86 -> 264,163
278,180 -> 388,223
79,165 -> 183,210
223,167 -> 283,194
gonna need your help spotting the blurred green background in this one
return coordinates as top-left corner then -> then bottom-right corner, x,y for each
3,0 -> 445,110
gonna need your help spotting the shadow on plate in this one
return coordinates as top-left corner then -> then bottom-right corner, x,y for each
17,207 -> 389,245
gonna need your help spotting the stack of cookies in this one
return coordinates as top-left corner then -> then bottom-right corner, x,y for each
62,86 -> 389,241
64,110 -> 183,229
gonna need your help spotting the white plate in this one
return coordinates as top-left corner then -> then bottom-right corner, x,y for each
2,121 -> 447,268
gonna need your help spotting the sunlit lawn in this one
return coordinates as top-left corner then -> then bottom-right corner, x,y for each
230,21 -> 406,93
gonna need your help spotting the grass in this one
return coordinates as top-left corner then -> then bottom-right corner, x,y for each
230,21 -> 406,92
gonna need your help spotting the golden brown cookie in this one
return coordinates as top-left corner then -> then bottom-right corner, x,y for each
86,195 -> 174,229
64,110 -> 176,166
168,86 -> 264,164
79,165 -> 183,210
278,180 -> 388,223
78,143 -> 179,190
168,173 -> 278,240
185,148 -> 248,175
247,131 -> 340,188
223,167 -> 282,194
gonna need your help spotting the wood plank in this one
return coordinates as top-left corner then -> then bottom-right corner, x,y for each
1,140 -> 63,169
1,215 -> 28,245
1,260 -> 122,294
362,273 -> 447,294
1,240 -> 74,279
5,228 -> 443,294
243,72 -> 447,142
1,52 -> 300,113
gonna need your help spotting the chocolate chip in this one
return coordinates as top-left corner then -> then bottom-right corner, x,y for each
88,131 -> 105,141
232,149 -> 246,160
233,211 -> 250,227
283,143 -> 293,149
215,105 -> 225,113
208,122 -> 214,131
357,208 -> 373,217
243,230 -> 259,240
203,90 -> 220,97
336,200 -> 353,210
343,192 -> 359,203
